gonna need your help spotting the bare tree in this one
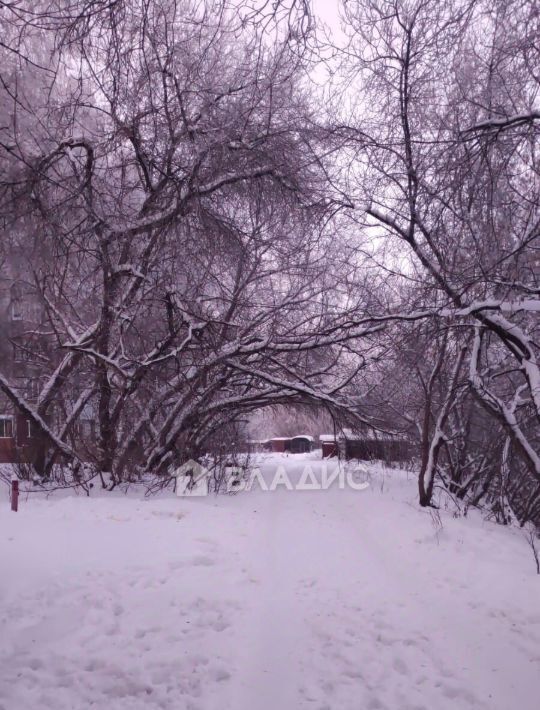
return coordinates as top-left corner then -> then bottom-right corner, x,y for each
334,0 -> 540,515
0,0 -> 382,487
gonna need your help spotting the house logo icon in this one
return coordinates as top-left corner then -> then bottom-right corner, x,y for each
174,460 -> 209,497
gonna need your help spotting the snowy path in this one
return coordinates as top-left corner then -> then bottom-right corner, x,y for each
0,455 -> 539,709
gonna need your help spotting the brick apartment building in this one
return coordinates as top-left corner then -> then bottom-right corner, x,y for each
0,253 -> 50,469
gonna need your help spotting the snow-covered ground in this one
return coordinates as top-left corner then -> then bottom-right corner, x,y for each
0,454 -> 539,710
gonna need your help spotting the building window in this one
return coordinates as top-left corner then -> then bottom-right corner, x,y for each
80,419 -> 94,439
25,379 -> 41,401
10,283 -> 24,321
11,300 -> 23,321
13,344 -> 42,364
0,417 -> 14,438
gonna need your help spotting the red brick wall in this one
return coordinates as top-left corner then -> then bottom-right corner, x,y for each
0,436 -> 16,463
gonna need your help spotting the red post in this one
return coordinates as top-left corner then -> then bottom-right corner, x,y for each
11,478 -> 19,512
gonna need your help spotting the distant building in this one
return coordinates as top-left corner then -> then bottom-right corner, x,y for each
269,437 -> 291,453
248,435 -> 315,454
319,434 -> 338,458
289,435 -> 313,454
0,254 -> 96,471
247,439 -> 270,453
0,261 -> 50,470
339,428 -> 412,462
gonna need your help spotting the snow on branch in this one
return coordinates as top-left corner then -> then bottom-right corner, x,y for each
464,112 -> 540,134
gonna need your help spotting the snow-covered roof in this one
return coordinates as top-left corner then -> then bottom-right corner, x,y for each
292,434 -> 314,442
340,427 -> 409,441
319,434 -> 337,443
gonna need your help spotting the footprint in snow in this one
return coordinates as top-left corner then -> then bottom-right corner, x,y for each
190,554 -> 216,566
